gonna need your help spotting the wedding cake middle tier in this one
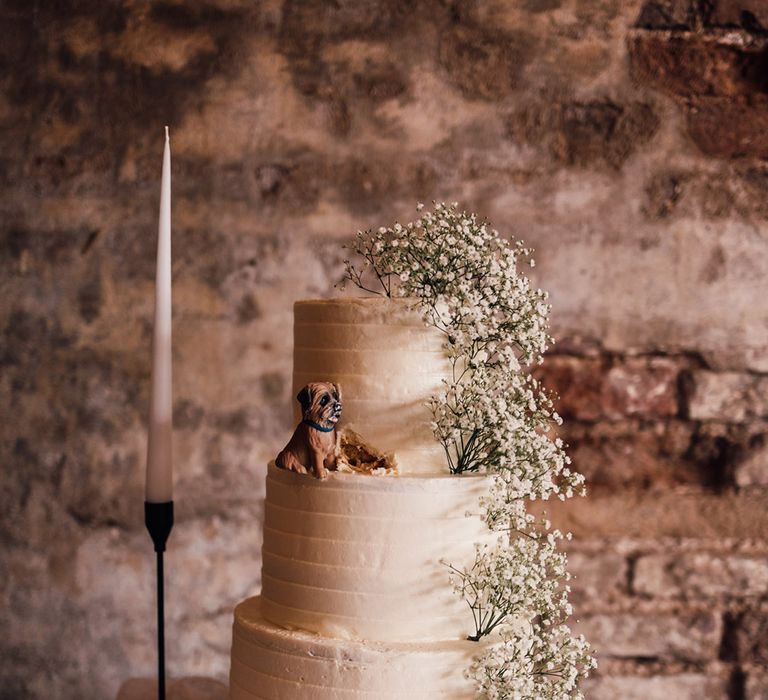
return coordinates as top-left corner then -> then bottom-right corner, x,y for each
260,463 -> 493,642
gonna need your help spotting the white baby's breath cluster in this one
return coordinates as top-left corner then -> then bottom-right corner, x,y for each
343,202 -> 595,698
468,620 -> 595,700
450,521 -> 596,698
446,523 -> 572,642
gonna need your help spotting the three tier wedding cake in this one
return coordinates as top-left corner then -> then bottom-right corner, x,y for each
229,298 -> 493,698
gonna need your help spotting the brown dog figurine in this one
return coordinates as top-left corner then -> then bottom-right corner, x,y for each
276,382 -> 342,479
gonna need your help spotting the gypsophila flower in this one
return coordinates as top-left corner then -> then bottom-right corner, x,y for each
447,529 -> 570,641
343,202 -> 595,698
468,622 -> 596,700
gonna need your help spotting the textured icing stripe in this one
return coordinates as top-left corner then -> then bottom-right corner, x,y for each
264,502 -> 488,541
232,627 -> 459,690
233,650 -> 439,689
292,371 -> 444,396
234,598 -> 484,655
261,550 -> 466,590
232,629 -> 475,669
231,660 -> 431,699
294,347 -> 450,375
258,591 -> 463,642
332,418 -> 435,442
260,572 -> 462,614
231,647 -> 471,694
261,527 -> 495,569
294,298 -> 425,325
266,498 -> 472,529
265,495 -> 477,522
263,503 -> 488,539
228,678 -> 264,700
294,323 -> 444,352
312,397 -> 435,407
261,523 -> 486,548
265,476 -> 486,516
258,590 -> 466,641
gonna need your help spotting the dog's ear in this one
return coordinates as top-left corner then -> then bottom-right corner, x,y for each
332,382 -> 342,402
296,385 -> 312,412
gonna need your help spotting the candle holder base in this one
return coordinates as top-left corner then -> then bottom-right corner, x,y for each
145,500 -> 173,700
145,501 -> 174,552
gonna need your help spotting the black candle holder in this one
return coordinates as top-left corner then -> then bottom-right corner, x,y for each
145,501 -> 174,700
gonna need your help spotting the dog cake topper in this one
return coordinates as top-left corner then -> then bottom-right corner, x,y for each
275,382 -> 342,479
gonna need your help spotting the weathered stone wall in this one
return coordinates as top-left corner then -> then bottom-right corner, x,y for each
1,0 -> 766,698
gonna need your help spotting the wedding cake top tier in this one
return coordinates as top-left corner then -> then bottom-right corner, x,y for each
260,463 -> 492,642
292,297 -> 450,474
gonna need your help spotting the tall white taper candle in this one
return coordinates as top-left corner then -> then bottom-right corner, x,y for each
146,126 -> 173,503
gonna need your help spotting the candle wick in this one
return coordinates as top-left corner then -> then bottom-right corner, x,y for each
165,125 -> 169,141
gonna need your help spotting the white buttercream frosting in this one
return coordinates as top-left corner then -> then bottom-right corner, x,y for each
230,597 -> 490,699
260,463 -> 492,642
293,298 -> 450,474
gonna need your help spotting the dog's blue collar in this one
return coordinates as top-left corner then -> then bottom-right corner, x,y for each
303,419 -> 336,433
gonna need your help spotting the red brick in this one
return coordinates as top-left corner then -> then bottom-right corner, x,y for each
438,25 -> 531,100
562,420 -> 698,490
567,550 -> 628,605
628,33 -> 768,99
708,1 -> 768,30
634,1 -> 699,30
507,100 -> 659,170
685,96 -> 768,159
634,552 -> 768,599
603,358 -> 679,420
736,608 -> 768,665
745,671 -> 768,700
735,437 -> 768,487
687,371 -> 768,422
541,357 -> 604,421
541,356 -> 679,422
628,31 -> 768,159
583,674 -> 729,700
573,611 -> 722,662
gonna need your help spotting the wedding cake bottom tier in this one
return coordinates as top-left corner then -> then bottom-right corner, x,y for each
229,597 -> 485,699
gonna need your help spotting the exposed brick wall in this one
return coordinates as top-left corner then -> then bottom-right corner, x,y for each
629,1 -> 768,159
538,355 -> 768,491
1,0 -> 767,698
564,540 -> 768,698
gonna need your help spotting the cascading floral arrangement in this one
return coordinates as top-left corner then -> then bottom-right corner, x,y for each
343,202 -> 596,699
